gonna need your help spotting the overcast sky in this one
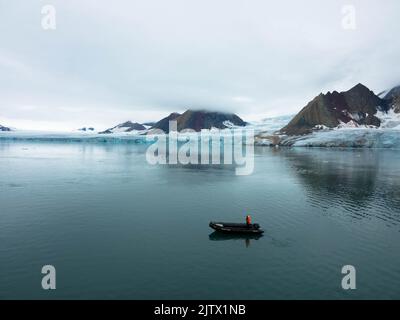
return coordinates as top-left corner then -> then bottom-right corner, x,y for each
0,0 -> 399,130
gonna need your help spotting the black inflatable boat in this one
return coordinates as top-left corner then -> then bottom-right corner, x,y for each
209,222 -> 264,234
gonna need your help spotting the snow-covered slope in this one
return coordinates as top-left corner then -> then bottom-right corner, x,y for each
2,109 -> 400,149
99,121 -> 146,134
255,84 -> 400,148
376,109 -> 400,129
247,115 -> 293,133
273,106 -> 400,148
0,124 -> 11,131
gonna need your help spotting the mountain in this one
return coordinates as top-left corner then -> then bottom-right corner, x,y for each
0,124 -> 11,131
150,112 -> 181,132
142,121 -> 157,127
281,83 -> 390,135
99,121 -> 146,134
78,127 -> 95,132
383,85 -> 400,113
151,110 -> 246,132
177,110 -> 246,132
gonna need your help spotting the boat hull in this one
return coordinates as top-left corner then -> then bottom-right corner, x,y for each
209,222 -> 264,234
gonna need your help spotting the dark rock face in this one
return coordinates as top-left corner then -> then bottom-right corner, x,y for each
78,127 -> 95,132
0,124 -> 11,131
99,121 -> 146,134
177,110 -> 246,132
151,112 -> 181,132
281,83 -> 389,135
99,129 -> 113,134
383,85 -> 400,113
152,110 -> 246,133
394,98 -> 400,113
384,85 -> 400,100
118,121 -> 146,131
142,122 -> 156,127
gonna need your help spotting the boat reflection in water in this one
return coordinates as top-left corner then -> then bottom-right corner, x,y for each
208,231 -> 263,247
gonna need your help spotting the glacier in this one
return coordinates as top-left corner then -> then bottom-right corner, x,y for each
0,130 -> 152,144
2,112 -> 400,149
278,108 -> 400,148
281,128 -> 400,149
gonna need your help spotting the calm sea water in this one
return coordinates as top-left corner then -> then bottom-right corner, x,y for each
1,141 -> 400,299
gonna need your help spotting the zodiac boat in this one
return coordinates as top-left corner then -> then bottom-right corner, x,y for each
209,221 -> 264,234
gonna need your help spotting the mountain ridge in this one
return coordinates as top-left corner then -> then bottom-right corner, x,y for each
0,124 -> 11,131
383,85 -> 400,113
99,121 -> 146,134
151,109 -> 246,133
280,83 -> 390,135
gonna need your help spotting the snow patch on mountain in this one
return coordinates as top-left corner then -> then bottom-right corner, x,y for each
376,109 -> 400,129
99,121 -> 146,134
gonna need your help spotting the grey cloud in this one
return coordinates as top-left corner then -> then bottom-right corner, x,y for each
0,0 -> 399,129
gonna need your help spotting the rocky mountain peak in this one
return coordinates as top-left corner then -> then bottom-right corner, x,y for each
151,109 -> 246,132
383,85 -> 400,113
280,84 -> 388,135
99,121 -> 146,134
0,124 -> 11,131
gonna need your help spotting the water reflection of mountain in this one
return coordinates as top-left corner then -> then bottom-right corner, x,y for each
278,148 -> 400,225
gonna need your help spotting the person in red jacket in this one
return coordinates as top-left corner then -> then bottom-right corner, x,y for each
246,215 -> 252,226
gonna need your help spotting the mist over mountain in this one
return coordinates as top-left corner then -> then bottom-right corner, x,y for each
151,110 -> 246,133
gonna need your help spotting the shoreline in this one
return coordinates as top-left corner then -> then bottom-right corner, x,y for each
2,128 -> 400,149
